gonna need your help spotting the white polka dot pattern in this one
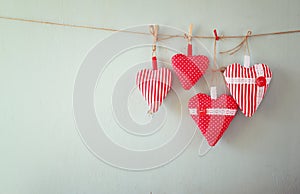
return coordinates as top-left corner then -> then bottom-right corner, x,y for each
188,93 -> 238,146
171,54 -> 209,90
223,63 -> 272,117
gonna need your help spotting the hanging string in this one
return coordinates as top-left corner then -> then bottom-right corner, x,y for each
213,38 -> 217,70
149,25 -> 158,56
212,30 -> 227,74
220,31 -> 252,55
245,34 -> 250,56
183,33 -> 191,42
1,16 -> 300,39
149,25 -> 158,70
184,24 -> 193,56
213,30 -> 218,70
211,29 -> 220,86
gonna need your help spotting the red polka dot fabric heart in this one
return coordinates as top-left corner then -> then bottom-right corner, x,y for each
188,94 -> 238,146
223,63 -> 272,117
136,67 -> 172,113
171,53 -> 209,90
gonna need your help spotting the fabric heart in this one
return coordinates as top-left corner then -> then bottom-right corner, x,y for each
188,93 -> 238,146
223,63 -> 272,117
172,54 -> 209,90
136,67 -> 172,113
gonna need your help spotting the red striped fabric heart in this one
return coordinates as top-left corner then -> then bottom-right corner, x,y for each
172,54 -> 209,90
223,63 -> 272,117
188,93 -> 238,146
136,67 -> 172,113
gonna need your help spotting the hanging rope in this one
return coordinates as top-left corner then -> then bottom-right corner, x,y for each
220,31 -> 252,55
1,16 -> 300,39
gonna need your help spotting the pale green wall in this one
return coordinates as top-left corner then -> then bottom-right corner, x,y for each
1,0 -> 300,193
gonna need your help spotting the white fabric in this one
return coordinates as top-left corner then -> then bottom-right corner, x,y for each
189,108 -> 236,116
244,55 -> 250,68
206,108 -> 237,115
210,87 -> 217,100
189,108 -> 198,115
255,64 -> 265,77
255,64 -> 265,109
224,77 -> 271,84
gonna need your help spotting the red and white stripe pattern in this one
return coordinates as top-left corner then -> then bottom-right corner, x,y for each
136,67 -> 172,113
223,63 -> 272,117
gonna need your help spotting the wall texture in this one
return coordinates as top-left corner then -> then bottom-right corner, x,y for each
1,0 -> 300,193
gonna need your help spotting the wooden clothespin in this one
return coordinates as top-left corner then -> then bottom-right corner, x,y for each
187,24 -> 193,56
213,29 -> 220,41
149,24 -> 159,70
150,24 -> 159,56
188,24 -> 193,44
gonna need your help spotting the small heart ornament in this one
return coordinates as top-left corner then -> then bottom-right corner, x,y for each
223,56 -> 272,117
171,44 -> 209,90
136,65 -> 172,113
188,88 -> 238,146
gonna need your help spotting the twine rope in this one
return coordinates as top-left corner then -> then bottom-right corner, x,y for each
220,31 -> 252,55
1,16 -> 300,39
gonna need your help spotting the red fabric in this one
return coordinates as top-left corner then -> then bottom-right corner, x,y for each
152,56 -> 158,70
213,29 -> 220,41
171,54 -> 209,90
188,94 -> 237,146
187,44 -> 193,56
136,68 -> 172,113
223,63 -> 272,117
